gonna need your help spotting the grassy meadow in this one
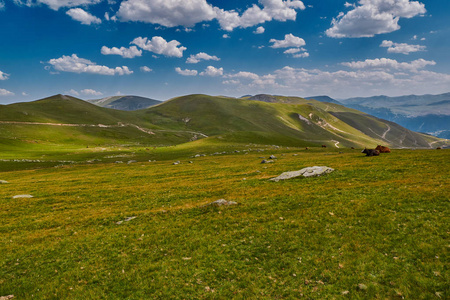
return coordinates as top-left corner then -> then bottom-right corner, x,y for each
0,142 -> 448,299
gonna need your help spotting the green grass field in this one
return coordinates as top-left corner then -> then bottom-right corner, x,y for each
0,143 -> 448,299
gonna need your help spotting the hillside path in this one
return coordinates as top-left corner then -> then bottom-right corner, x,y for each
0,121 -> 208,138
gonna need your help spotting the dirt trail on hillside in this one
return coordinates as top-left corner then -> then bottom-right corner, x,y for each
0,121 -> 208,138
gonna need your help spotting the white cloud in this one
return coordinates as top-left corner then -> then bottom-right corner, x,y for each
380,40 -> 426,54
81,88 -> 102,96
175,67 -> 198,76
254,26 -> 265,34
48,54 -> 133,75
223,79 -> 241,85
140,66 -> 152,72
186,52 -> 220,64
115,0 -> 305,31
66,8 -> 101,25
215,0 -> 306,31
131,36 -> 186,58
13,0 -> 102,10
226,71 -> 260,80
0,88 -> 14,96
0,70 -> 9,80
341,58 -> 435,72
0,1 -> 5,10
223,34 -> 231,39
326,0 -> 426,38
67,89 -> 80,96
270,33 -> 306,48
200,66 -> 224,77
116,0 -> 216,27
101,45 -> 142,58
344,2 -> 355,8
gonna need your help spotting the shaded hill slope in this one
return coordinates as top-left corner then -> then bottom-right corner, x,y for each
88,95 -> 161,111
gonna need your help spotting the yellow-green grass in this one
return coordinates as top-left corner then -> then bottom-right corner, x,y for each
0,145 -> 448,299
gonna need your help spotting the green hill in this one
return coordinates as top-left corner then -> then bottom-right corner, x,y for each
0,94 -> 446,151
88,95 -> 161,111
141,94 -> 443,148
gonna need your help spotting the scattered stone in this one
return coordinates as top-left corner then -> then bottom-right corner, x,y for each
115,161 -> 123,164
127,160 -> 137,164
270,166 -> 334,182
194,154 -> 201,158
357,283 -> 368,290
269,155 -> 276,159
173,161 -> 180,165
116,216 -> 137,225
342,290 -> 350,295
0,180 -> 9,184
204,199 -> 238,207
0,295 -> 14,300
261,160 -> 274,164
13,194 -> 33,199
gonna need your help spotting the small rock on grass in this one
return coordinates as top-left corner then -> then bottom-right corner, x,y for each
12,194 -> 33,199
0,296 -> 14,300
204,199 -> 238,207
357,283 -> 368,290
116,216 -> 137,225
0,180 -> 9,184
270,166 -> 334,181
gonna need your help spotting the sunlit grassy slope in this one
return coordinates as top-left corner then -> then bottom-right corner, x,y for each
0,94 -> 446,152
0,145 -> 448,299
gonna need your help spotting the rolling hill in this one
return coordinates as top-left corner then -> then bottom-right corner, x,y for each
88,95 -> 161,111
0,94 -> 446,150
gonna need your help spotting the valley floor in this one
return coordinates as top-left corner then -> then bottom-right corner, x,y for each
0,145 -> 448,299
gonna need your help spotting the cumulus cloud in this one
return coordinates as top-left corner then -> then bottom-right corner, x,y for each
215,0 -> 306,31
81,88 -> 102,96
225,71 -> 260,80
67,89 -> 80,96
175,67 -> 198,76
116,0 -> 216,27
47,54 -> 133,75
341,58 -> 435,72
0,70 -> 9,80
66,8 -> 101,25
0,88 -> 14,96
101,45 -> 142,58
140,66 -> 152,72
283,47 -> 309,58
131,36 -> 186,58
254,26 -> 265,34
186,52 -> 220,64
326,0 -> 426,38
270,33 -> 306,48
13,0 -> 102,10
0,1 -> 5,10
380,40 -> 426,54
200,66 -> 224,77
115,0 -> 305,31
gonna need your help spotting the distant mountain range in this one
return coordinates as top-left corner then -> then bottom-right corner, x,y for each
88,95 -> 161,111
336,92 -> 450,139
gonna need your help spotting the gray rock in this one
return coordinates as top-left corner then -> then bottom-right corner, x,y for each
269,155 -> 276,159
357,283 -> 368,290
116,216 -> 136,225
205,199 -> 238,206
127,160 -> 137,164
115,161 -> 123,164
173,161 -> 180,165
261,160 -> 274,164
0,180 -> 9,184
270,166 -> 334,181
13,194 -> 34,199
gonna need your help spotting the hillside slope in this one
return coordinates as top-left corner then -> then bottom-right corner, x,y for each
140,94 -> 443,148
88,95 -> 161,111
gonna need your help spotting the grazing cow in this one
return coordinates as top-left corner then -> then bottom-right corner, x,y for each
351,147 -> 355,149
362,148 -> 380,156
305,147 -> 309,150
375,145 -> 391,153
436,147 -> 442,150
321,144 -> 327,148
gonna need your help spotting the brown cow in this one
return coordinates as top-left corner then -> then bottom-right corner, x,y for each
362,148 -> 380,156
375,145 -> 391,153
321,144 -> 327,148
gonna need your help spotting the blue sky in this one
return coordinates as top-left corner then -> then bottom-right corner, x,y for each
1,0 -> 449,104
